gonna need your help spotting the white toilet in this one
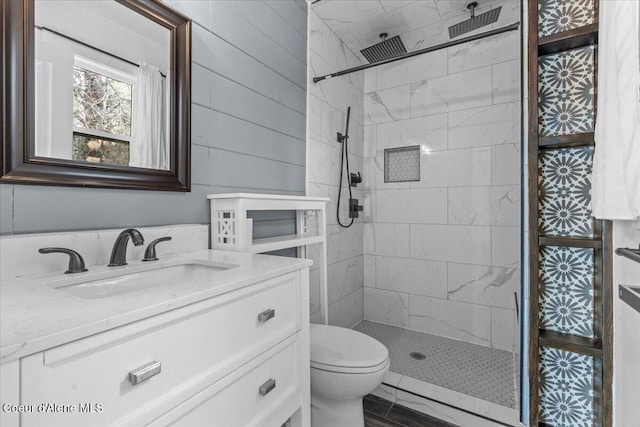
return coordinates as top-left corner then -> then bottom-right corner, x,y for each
310,324 -> 390,427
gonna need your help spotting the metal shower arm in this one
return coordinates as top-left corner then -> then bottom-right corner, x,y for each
468,1 -> 477,18
313,22 -> 520,84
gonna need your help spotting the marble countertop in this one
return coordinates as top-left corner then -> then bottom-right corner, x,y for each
0,250 -> 312,362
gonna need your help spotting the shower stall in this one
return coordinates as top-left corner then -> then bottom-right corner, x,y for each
307,1 -> 523,425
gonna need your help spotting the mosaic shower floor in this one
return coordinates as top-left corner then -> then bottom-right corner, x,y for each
354,320 -> 518,409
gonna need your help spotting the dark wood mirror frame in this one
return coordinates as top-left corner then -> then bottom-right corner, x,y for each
1,0 -> 191,191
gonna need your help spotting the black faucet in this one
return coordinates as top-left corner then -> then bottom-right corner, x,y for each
108,229 -> 144,267
39,248 -> 88,274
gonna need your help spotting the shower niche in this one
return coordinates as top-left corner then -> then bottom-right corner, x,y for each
383,146 -> 420,183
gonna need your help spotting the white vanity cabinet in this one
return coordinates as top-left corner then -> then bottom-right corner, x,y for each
15,269 -> 310,427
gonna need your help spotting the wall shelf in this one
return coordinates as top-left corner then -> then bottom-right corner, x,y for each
248,234 -> 325,254
538,24 -> 598,55
208,193 -> 329,324
539,236 -> 602,248
539,330 -> 603,358
538,132 -> 595,149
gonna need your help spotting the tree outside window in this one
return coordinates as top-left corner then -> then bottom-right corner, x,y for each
72,65 -> 133,166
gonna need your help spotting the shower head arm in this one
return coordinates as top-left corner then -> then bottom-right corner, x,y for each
467,1 -> 478,18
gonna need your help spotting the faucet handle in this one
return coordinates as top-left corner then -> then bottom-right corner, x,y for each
142,237 -> 172,262
39,247 -> 88,274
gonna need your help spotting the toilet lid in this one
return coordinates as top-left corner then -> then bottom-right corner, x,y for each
310,324 -> 389,373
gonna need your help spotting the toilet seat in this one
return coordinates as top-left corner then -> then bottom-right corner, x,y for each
310,324 -> 389,374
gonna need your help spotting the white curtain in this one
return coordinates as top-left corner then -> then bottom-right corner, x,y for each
129,63 -> 168,170
592,0 -> 640,219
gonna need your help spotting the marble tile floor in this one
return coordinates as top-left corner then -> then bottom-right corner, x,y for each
354,320 -> 517,408
364,394 -> 458,427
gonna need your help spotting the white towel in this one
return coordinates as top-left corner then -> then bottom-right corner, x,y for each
592,0 -> 640,220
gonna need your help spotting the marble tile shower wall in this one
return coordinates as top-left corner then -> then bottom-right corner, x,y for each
362,30 -> 521,351
307,9 -> 366,328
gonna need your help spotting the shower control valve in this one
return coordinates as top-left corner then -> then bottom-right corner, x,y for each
350,172 -> 362,187
349,198 -> 364,218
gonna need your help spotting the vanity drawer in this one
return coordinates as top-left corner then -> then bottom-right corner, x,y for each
154,335 -> 301,427
21,272 -> 300,427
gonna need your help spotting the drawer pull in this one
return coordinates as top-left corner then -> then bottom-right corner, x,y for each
259,378 -> 276,396
128,361 -> 161,386
258,308 -> 275,323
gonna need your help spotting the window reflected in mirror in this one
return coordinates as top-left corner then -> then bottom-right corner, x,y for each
72,63 -> 133,165
34,0 -> 170,170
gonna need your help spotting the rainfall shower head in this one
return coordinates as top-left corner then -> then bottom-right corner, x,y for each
448,2 -> 501,39
360,33 -> 407,64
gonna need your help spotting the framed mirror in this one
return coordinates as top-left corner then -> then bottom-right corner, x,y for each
1,0 -> 191,191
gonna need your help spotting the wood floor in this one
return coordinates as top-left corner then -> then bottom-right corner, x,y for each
363,394 -> 459,427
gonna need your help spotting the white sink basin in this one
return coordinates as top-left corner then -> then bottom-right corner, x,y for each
48,261 -> 236,299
